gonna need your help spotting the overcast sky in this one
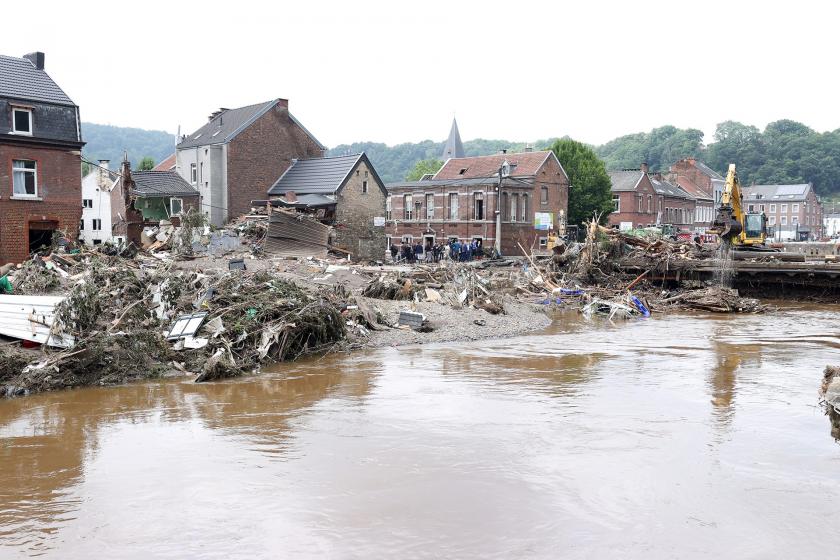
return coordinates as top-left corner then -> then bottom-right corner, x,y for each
2,0 -> 837,148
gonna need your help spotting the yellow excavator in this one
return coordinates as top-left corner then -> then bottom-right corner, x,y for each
708,163 -> 769,247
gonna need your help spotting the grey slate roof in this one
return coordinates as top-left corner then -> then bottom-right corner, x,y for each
0,55 -> 75,106
742,183 -> 811,200
694,161 -> 724,180
442,117 -> 465,160
609,170 -> 644,192
268,154 -> 363,195
177,99 -> 326,150
131,171 -> 199,198
650,177 -> 691,199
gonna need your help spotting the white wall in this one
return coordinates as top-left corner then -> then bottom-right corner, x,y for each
176,144 -> 227,227
80,169 -> 114,245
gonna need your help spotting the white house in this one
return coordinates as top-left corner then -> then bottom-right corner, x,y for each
80,160 -> 116,245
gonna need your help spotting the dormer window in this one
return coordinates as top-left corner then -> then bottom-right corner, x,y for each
12,108 -> 33,135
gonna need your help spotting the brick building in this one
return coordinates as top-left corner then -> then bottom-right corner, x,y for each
385,150 -> 569,256
267,153 -> 387,260
0,52 -> 84,264
176,99 -> 325,226
609,164 -> 696,230
668,158 -> 725,231
741,183 -> 824,240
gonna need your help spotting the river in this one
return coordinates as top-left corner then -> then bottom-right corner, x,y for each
1,306 -> 839,559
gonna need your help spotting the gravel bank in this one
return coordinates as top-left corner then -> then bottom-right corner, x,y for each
357,296 -> 553,348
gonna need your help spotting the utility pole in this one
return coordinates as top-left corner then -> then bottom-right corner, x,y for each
494,160 -> 509,257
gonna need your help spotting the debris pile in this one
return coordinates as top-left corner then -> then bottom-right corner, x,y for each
820,365 -> 840,440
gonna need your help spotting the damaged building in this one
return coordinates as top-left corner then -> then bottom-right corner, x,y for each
110,162 -> 199,246
265,153 -> 387,260
0,52 -> 84,265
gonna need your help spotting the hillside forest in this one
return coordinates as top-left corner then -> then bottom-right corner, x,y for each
80,119 -> 840,198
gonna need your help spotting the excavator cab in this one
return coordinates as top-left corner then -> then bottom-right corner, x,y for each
708,164 -> 768,248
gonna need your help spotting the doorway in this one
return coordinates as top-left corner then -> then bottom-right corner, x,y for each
28,220 -> 58,253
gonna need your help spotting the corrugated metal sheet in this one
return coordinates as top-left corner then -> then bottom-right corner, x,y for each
0,295 -> 73,348
264,211 -> 332,258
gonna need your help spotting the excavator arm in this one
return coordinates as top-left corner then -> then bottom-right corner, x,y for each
709,163 -> 744,242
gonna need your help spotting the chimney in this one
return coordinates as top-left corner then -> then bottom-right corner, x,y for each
640,162 -> 649,174
276,99 -> 289,109
24,52 -> 45,70
98,160 -> 110,190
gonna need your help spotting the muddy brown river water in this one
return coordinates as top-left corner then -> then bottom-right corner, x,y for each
1,306 -> 840,559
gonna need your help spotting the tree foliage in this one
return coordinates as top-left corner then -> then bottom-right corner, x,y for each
549,139 -> 614,226
405,159 -> 443,181
81,122 -> 175,171
136,157 -> 156,171
596,125 -> 704,172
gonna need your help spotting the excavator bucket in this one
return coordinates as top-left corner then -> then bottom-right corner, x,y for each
709,206 -> 742,240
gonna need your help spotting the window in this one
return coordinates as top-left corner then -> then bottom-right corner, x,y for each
612,195 -> 620,212
91,219 -> 102,231
403,195 -> 413,220
501,193 -> 508,220
648,195 -> 652,213
792,216 -> 799,225
190,164 -> 197,184
448,193 -> 458,219
792,203 -> 799,214
510,194 -> 518,222
12,159 -> 37,197
769,216 -> 776,225
385,196 -> 392,220
637,196 -> 643,213
538,237 -> 548,248
540,186 -> 548,205
759,204 -> 765,212
12,108 -> 32,135
365,171 -> 369,178
170,198 -> 183,216
82,199 -> 93,208
79,219 -> 84,231
781,204 -> 788,214
770,204 -> 776,213
520,194 -> 528,222
473,192 -> 484,220
781,216 -> 788,225
414,201 -> 422,221
426,194 -> 434,219
362,180 -> 368,194
748,204 -> 755,212
458,168 -> 467,175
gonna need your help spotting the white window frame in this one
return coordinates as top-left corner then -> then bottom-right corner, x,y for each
425,193 -> 434,220
11,107 -> 33,136
781,216 -> 788,225
91,219 -> 102,231
170,197 -> 184,216
385,196 -> 392,221
612,195 -> 620,213
781,204 -> 788,214
448,192 -> 459,220
12,159 -> 38,198
792,203 -> 799,214
473,191 -> 484,221
190,163 -> 197,185
403,194 -> 413,221
770,204 -> 776,213
769,215 -> 776,225
83,198 -> 93,209
510,193 -> 518,223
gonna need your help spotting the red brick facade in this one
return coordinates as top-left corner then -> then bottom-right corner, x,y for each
226,101 -> 324,220
385,152 -> 569,255
0,144 -> 82,264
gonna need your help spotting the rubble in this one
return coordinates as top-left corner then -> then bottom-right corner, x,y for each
0,212 -> 784,398
820,366 -> 840,440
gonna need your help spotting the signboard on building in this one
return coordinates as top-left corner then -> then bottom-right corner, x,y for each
373,216 -> 386,227
620,221 -> 633,231
534,212 -> 554,230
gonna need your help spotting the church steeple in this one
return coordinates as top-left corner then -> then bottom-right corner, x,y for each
442,117 -> 465,160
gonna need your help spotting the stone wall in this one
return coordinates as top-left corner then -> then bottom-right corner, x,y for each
333,159 -> 387,260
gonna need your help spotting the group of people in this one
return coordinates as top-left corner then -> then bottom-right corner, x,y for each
389,238 -> 484,264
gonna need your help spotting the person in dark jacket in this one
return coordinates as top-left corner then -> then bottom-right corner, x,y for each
390,244 -> 398,261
